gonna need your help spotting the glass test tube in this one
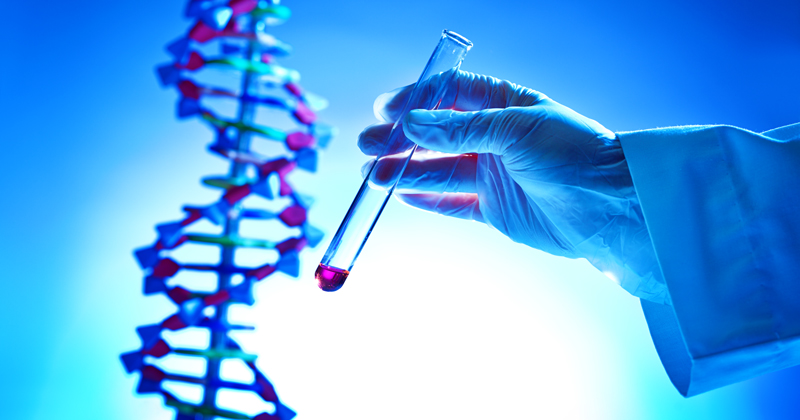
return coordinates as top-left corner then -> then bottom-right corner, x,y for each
316,30 -> 473,292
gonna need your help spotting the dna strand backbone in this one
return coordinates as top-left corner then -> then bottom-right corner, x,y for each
121,1 -> 334,419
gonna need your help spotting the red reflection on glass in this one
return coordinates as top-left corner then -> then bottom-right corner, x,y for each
315,264 -> 350,292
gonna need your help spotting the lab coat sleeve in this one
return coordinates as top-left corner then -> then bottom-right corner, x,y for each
617,123 -> 800,397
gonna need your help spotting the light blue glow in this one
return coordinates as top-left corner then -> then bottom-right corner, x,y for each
1,0 -> 799,419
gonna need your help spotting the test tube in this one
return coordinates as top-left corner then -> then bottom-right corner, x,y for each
316,30 -> 473,291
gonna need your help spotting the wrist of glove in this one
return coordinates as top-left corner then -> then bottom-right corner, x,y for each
359,71 -> 668,303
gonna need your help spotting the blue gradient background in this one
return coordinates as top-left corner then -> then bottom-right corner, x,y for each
2,0 -> 799,419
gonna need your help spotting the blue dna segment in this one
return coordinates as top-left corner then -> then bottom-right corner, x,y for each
121,1 -> 335,419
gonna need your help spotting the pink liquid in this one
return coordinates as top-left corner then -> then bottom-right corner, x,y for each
315,264 -> 350,292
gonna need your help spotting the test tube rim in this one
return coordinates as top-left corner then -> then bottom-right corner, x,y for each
442,30 -> 473,49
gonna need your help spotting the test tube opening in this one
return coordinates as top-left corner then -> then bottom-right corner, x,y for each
442,30 -> 474,49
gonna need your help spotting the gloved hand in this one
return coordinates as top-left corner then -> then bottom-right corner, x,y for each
358,70 -> 668,303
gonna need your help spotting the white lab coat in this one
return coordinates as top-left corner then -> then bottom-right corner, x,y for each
617,123 -> 800,396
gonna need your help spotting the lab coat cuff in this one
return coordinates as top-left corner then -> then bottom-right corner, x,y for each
617,124 -> 800,396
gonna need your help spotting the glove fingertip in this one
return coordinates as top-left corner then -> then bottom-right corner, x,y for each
373,91 -> 393,121
374,85 -> 413,122
359,160 -> 374,179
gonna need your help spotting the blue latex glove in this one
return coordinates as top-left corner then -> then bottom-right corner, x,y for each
359,71 -> 668,303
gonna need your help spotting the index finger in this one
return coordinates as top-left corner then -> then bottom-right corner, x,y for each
373,70 -> 547,123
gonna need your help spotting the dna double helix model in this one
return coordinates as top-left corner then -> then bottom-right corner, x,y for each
121,1 -> 334,419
